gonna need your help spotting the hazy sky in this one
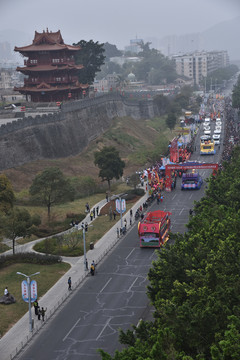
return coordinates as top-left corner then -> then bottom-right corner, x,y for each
0,0 -> 240,49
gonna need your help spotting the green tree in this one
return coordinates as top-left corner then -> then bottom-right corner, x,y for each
0,174 -> 15,214
94,146 -> 125,190
103,42 -> 122,61
1,208 -> 41,254
166,112 -> 177,131
29,167 -> 75,217
73,40 -> 106,84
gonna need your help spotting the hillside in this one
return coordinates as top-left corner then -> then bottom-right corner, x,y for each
3,115 -> 171,192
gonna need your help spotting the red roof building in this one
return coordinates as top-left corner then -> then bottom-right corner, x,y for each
14,29 -> 88,102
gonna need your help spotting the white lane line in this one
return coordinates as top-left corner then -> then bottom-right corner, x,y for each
96,318 -> 111,340
63,317 -> 81,341
179,208 -> 184,215
127,277 -> 138,293
126,248 -> 135,260
100,277 -> 112,293
189,193 -> 193,199
172,194 -> 177,200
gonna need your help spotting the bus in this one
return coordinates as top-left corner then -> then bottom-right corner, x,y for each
181,172 -> 203,190
200,139 -> 215,155
138,210 -> 171,248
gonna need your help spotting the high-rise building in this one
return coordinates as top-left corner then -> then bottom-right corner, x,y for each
172,50 -> 229,85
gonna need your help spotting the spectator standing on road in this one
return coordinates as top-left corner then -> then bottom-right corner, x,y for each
113,210 -> 117,220
93,208 -> 96,218
117,228 -> 119,238
68,277 -> 72,290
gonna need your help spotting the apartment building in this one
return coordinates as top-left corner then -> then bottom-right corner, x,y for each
172,50 -> 229,85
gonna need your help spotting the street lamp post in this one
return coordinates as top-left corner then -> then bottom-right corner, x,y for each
80,223 -> 87,271
16,271 -> 40,332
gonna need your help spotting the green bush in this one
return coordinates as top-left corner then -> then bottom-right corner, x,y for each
0,252 -> 62,269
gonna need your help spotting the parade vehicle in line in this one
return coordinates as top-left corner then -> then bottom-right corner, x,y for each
181,172 -> 203,190
138,210 -> 171,248
200,138 -> 215,155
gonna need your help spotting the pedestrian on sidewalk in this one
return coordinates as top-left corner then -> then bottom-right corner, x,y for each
93,208 -> 96,218
33,300 -> 39,315
41,307 -> 47,321
130,209 -> 133,218
86,258 -> 88,270
68,277 -> 72,290
90,210 -> 94,221
113,210 -> 117,220
37,307 -> 41,320
130,217 -> 132,226
96,206 -> 99,216
124,218 -> 127,229
106,193 -> 109,202
117,227 -> 119,238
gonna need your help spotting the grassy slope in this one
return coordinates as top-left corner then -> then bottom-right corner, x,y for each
3,116 -> 171,192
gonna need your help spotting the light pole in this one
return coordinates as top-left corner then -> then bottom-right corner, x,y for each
16,271 -> 40,332
80,222 -> 87,271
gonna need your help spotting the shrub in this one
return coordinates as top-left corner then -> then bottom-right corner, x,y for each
0,252 -> 62,269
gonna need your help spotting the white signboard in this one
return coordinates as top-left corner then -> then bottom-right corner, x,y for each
21,280 -> 38,303
115,199 -> 126,214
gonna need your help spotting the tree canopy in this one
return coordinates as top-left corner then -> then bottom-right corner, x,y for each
29,167 -> 75,217
73,40 -> 106,84
1,207 -> 41,254
94,146 -> 125,190
0,174 -> 15,214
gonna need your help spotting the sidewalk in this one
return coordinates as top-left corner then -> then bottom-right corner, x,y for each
0,189 -> 149,360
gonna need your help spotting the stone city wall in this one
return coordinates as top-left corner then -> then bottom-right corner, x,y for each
0,94 -> 158,170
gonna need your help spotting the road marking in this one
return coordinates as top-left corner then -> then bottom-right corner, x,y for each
100,277 -> 112,293
127,277 -> 138,293
189,193 -> 193,199
172,194 -> 177,200
179,208 -> 184,215
126,248 -> 135,260
96,318 -> 111,340
63,317 -> 81,341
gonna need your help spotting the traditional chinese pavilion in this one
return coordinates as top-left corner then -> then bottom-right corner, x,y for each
14,29 -> 88,102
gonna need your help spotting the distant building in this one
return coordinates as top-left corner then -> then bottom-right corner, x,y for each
14,29 -> 88,102
172,50 -> 229,85
110,56 -> 141,66
124,38 -> 143,54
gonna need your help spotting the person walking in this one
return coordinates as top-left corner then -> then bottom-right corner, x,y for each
68,277 -> 72,291
93,208 -> 96,218
41,307 -> 47,321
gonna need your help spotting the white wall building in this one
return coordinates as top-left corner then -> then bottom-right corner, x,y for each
172,50 -> 229,85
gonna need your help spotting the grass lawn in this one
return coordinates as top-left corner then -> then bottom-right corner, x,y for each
33,196 -> 141,256
0,262 -> 70,338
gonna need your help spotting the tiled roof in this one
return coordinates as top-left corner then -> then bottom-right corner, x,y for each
14,29 -> 81,53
